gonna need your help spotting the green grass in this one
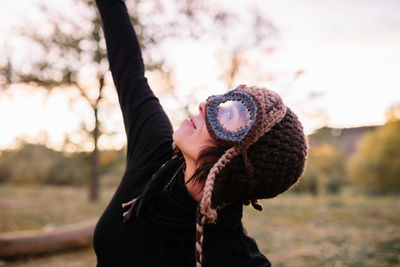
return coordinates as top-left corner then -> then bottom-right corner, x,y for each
0,184 -> 114,233
1,185 -> 399,267
243,194 -> 400,267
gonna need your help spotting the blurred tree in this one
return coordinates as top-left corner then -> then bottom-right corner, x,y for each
0,142 -> 126,186
293,168 -> 318,195
0,143 -> 88,185
295,144 -> 347,195
0,59 -> 12,90
218,7 -> 279,89
216,7 -> 274,89
3,0 -> 231,201
348,116 -> 400,193
170,5 -> 281,122
386,102 -> 400,122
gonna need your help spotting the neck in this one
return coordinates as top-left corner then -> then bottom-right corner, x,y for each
183,157 -> 196,182
182,156 -> 204,202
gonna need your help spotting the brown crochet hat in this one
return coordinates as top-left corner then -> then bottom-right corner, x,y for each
195,84 -> 308,267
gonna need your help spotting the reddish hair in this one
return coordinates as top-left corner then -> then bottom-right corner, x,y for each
173,140 -> 230,185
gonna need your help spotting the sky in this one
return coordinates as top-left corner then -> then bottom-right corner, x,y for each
0,0 -> 399,150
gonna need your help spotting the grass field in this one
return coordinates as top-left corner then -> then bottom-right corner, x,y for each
1,185 -> 399,267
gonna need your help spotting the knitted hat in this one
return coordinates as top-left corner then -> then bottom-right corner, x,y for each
195,84 -> 308,266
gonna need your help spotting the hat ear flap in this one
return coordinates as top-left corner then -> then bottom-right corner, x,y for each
212,154 -> 259,205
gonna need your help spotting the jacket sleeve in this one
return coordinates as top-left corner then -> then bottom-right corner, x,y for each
96,0 -> 173,168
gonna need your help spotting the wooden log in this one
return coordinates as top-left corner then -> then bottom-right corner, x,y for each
0,219 -> 97,258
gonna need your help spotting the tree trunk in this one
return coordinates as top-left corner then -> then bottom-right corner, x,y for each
0,220 -> 96,258
89,106 -> 100,201
89,78 -> 104,202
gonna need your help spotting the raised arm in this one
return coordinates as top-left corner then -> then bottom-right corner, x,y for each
96,0 -> 173,167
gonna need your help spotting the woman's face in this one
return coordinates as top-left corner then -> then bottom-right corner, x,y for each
173,102 -> 215,161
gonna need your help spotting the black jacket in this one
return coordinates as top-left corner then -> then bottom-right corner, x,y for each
93,1 -> 271,266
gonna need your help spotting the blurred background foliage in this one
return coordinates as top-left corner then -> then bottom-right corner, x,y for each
348,119 -> 400,194
294,104 -> 400,195
0,142 -> 124,186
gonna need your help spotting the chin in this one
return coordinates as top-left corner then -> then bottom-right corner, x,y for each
172,126 -> 186,150
173,121 -> 192,141
173,126 -> 195,160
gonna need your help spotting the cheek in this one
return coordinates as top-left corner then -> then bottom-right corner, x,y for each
199,124 -> 213,143
174,123 -> 213,158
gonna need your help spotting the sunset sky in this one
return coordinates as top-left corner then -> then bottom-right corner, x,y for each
1,0 -> 399,150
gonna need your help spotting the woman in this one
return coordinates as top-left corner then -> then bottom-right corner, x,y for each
93,0 -> 308,266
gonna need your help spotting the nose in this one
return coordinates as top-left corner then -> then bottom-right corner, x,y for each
199,102 -> 206,117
